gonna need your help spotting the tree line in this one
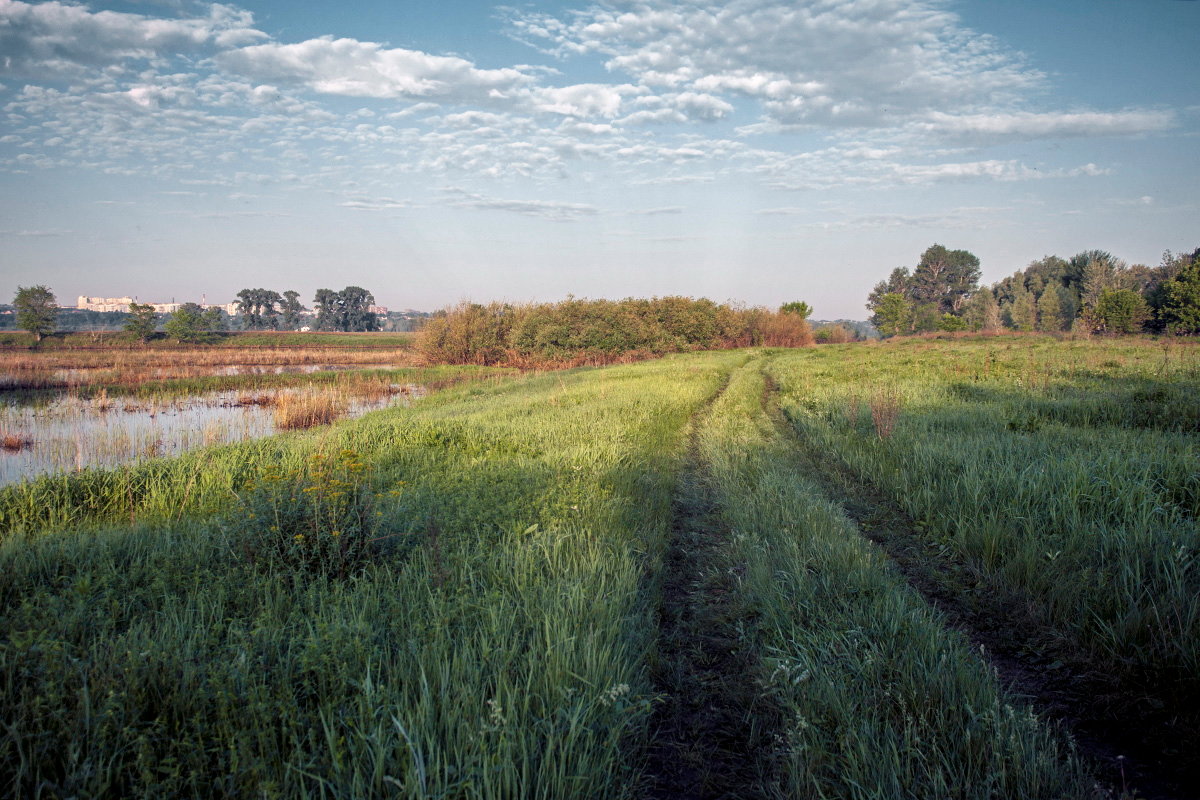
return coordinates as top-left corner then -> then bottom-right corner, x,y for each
418,297 -> 813,366
7,285 -> 380,343
867,244 -> 1200,337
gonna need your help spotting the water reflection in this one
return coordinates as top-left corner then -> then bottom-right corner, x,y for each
0,385 -> 422,487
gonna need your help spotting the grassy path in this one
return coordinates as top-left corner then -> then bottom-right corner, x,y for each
646,365 -> 781,798
762,372 -> 1187,799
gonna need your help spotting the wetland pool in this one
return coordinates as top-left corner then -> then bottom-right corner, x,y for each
0,385 -> 422,487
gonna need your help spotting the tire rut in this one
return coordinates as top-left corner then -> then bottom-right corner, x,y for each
644,365 -> 779,800
760,371 -> 1196,800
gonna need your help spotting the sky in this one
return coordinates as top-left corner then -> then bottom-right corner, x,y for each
1,0 -> 1197,319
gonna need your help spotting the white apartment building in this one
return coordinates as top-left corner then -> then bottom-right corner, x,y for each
76,296 -> 239,315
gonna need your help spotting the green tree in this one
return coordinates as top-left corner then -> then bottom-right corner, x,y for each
164,302 -> 207,343
202,306 -> 226,332
871,293 -> 912,338
780,301 -> 813,319
312,286 -> 379,332
124,302 -> 157,342
1091,288 -> 1149,334
1007,287 -> 1037,332
280,290 -> 305,330
13,285 -> 57,343
937,313 -> 967,332
235,288 -> 283,330
962,288 -> 1001,332
911,244 -> 981,314
1158,258 -> 1200,334
1036,287 -> 1065,332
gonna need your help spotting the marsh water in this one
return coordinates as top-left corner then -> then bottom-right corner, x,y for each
0,385 -> 421,487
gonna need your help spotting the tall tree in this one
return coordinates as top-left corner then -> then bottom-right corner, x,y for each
1007,286 -> 1037,332
235,288 -> 283,330
870,293 -> 912,338
911,244 -> 981,314
313,288 -> 340,331
280,290 -> 305,330
13,285 -> 57,343
125,302 -> 157,342
1091,289 -> 1149,334
1036,287 -> 1065,332
1158,256 -> 1200,335
312,286 -> 379,332
962,288 -> 1000,332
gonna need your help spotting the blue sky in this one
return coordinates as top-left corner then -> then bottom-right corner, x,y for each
1,0 -> 1196,319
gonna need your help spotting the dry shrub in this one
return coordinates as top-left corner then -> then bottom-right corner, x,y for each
1,432 -> 34,451
870,388 -> 902,439
236,393 -> 276,407
274,391 -> 343,429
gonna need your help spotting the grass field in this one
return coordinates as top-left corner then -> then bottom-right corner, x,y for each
1,335 -> 1196,797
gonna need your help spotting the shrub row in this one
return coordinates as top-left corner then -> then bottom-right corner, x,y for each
417,297 -> 813,365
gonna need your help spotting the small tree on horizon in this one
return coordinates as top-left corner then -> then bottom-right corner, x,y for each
780,301 -> 813,319
125,302 -> 158,343
13,285 -> 57,343
164,302 -> 208,343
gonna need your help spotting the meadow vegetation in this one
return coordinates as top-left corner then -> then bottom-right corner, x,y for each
1,335 -> 1196,797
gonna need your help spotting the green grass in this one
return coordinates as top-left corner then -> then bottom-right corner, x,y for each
692,356 -> 1092,798
769,336 -> 1200,690
2,336 -> 1193,797
0,352 -> 739,797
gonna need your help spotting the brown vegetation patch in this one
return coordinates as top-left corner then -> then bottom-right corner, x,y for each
1,432 -> 34,451
273,392 -> 343,430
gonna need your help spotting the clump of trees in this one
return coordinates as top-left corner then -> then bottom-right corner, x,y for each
234,286 -> 378,331
418,297 -> 813,366
313,286 -> 379,332
867,244 -> 1199,337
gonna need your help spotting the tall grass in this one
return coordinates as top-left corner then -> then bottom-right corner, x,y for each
692,359 -> 1093,798
0,352 -> 741,797
768,336 -> 1200,689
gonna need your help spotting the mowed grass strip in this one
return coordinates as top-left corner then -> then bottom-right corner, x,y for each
694,358 -> 1095,798
0,352 -> 742,798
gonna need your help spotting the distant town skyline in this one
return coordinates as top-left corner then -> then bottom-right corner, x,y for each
2,0 -> 1197,320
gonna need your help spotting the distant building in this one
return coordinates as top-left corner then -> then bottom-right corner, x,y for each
368,305 -> 388,315
76,295 -> 238,315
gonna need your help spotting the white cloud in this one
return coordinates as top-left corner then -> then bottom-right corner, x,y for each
629,206 -> 684,215
507,0 -> 1043,126
527,83 -> 641,118
215,37 -> 534,101
0,0 -> 266,77
916,110 -> 1175,139
442,187 -> 599,220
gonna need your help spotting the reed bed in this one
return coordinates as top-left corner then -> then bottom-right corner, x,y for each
273,391 -> 344,429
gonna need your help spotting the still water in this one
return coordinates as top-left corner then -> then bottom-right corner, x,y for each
0,386 -> 420,487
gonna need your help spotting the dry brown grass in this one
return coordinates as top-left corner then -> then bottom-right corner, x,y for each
235,393 -> 277,407
273,391 -> 344,430
1,432 -> 34,451
870,388 -> 902,439
0,346 -> 415,392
